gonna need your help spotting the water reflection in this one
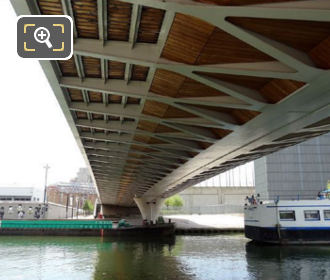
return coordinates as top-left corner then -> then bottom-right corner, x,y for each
94,237 -> 193,280
0,235 -> 330,280
245,242 -> 330,280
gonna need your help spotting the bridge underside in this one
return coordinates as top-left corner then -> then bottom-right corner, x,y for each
12,0 -> 330,209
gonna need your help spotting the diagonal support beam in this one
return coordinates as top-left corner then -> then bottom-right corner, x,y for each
174,103 -> 239,130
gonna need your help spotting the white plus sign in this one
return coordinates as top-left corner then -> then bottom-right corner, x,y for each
37,30 -> 47,40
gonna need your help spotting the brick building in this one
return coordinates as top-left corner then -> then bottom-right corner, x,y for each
47,183 -> 98,209
47,168 -> 98,209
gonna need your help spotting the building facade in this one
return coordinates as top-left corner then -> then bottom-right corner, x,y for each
174,186 -> 255,214
0,187 -> 42,202
47,167 -> 98,209
255,133 -> 330,200
47,183 -> 98,209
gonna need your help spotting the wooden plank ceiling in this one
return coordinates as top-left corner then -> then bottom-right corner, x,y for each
36,0 -> 330,205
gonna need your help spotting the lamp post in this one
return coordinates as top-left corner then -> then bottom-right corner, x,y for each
43,164 -> 50,204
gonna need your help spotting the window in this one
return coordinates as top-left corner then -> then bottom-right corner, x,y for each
279,210 -> 295,221
304,210 -> 320,221
324,210 -> 330,220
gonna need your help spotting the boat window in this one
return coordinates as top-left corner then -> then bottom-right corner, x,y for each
304,210 -> 320,221
324,210 -> 330,220
279,210 -> 295,221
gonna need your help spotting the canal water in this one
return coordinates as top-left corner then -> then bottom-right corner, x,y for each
0,234 -> 330,280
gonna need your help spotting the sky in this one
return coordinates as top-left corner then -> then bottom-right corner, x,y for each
0,1 -> 86,190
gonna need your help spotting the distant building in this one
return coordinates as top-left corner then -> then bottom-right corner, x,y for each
47,183 -> 98,208
255,133 -> 330,200
0,187 -> 42,202
47,167 -> 98,208
70,167 -> 93,184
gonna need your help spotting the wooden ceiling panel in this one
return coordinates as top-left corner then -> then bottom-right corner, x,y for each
137,120 -> 159,132
259,79 -> 305,103
137,120 -> 179,134
231,109 -> 260,125
80,127 -> 91,132
309,36 -> 330,69
227,17 -> 330,69
161,14 -> 215,64
88,91 -> 103,102
123,117 -> 135,122
58,57 -> 78,77
126,97 -> 141,104
199,72 -> 305,103
197,72 -> 271,90
150,69 -> 186,97
196,27 -> 274,65
193,105 -> 260,125
228,17 -> 330,53
211,128 -> 232,139
137,7 -> 165,43
92,113 -> 104,120
130,145 -> 156,153
82,57 -> 101,78
164,106 -> 197,119
134,135 -> 166,144
142,100 -> 168,118
131,65 -> 149,81
179,78 -> 228,97
108,61 -> 126,79
151,69 -> 227,98
108,94 -> 122,104
154,124 -> 179,133
143,100 -> 196,119
109,116 -> 120,121
72,0 -> 98,39
162,13 -> 273,65
68,88 -> 83,101
75,111 -> 88,119
107,0 -> 132,41
193,0 -> 301,5
198,141 -> 213,149
128,153 -> 147,159
38,0 -> 63,15
148,137 -> 167,144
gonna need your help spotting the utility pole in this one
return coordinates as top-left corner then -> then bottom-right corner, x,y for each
43,164 -> 50,204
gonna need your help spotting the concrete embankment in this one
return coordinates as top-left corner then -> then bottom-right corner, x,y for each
125,214 -> 244,234
165,214 -> 244,234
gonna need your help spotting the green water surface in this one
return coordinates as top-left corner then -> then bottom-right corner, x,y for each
0,234 -> 330,280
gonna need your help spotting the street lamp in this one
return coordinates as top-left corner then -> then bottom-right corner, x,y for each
43,164 -> 50,204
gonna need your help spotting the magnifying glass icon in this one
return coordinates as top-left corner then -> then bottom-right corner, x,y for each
34,27 -> 53,48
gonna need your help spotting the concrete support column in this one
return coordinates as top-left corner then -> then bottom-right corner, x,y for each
134,197 -> 164,223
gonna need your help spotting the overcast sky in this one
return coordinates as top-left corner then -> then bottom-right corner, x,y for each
0,1 -> 86,189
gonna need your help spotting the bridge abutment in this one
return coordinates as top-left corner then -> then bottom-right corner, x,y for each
101,204 -> 139,219
134,197 -> 164,223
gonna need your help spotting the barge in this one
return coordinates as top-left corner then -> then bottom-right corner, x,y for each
0,219 -> 175,238
244,197 -> 330,244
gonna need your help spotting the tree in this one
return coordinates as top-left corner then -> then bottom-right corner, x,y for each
164,195 -> 183,208
83,200 -> 94,215
172,195 -> 183,207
